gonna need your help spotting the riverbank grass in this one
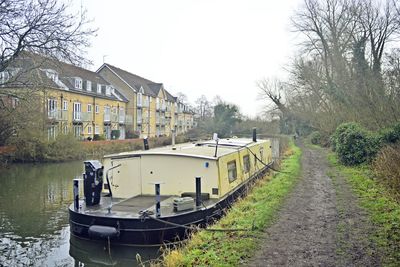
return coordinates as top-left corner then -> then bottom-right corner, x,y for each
156,142 -> 301,267
328,153 -> 400,266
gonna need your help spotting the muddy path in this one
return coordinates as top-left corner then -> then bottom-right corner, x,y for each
246,143 -> 379,267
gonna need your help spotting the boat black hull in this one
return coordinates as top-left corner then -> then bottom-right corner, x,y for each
69,165 -> 270,246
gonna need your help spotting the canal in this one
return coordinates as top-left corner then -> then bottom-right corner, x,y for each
0,161 -> 159,266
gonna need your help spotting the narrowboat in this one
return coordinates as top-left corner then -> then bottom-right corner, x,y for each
69,134 -> 275,246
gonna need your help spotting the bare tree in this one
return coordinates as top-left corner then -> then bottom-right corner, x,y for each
0,0 -> 96,76
195,95 -> 213,120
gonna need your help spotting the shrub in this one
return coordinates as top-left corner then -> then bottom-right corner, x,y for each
93,134 -> 106,141
310,131 -> 321,145
11,135 -> 48,162
373,144 -> 400,202
380,122 -> 400,144
332,122 -> 381,165
111,130 -> 120,140
47,134 -> 83,161
126,130 -> 140,139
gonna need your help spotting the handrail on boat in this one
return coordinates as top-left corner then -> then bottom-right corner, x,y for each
105,164 -> 122,211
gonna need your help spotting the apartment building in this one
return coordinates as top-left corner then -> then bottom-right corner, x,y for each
97,64 -> 194,138
1,54 -> 130,140
1,53 -> 194,141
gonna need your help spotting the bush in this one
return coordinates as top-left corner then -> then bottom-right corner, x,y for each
380,122 -> 400,144
373,144 -> 400,202
93,134 -> 106,141
310,131 -> 321,145
111,130 -> 120,140
331,122 -> 381,165
47,134 -> 83,161
126,130 -> 140,139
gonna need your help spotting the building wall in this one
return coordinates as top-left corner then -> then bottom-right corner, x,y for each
97,67 -> 136,134
44,88 -> 127,140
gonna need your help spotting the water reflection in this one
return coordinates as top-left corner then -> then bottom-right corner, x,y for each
70,236 -> 160,267
0,161 -> 160,266
0,161 -> 82,266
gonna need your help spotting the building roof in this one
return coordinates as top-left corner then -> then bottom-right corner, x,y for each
99,63 -> 178,102
3,53 -> 128,102
105,138 -> 268,160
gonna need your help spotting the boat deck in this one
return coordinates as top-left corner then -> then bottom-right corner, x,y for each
72,194 -> 219,219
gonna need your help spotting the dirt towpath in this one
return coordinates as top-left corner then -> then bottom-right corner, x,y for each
246,143 -> 379,267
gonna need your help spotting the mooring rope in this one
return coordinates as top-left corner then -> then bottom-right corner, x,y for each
140,210 -> 256,233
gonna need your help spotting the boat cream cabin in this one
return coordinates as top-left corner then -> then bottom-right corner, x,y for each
102,138 -> 272,199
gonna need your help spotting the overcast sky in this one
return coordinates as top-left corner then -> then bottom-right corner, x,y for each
80,0 -> 303,117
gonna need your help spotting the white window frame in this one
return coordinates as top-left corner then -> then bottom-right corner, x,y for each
75,78 -> 82,90
0,71 -> 9,84
47,98 -> 57,117
86,80 -> 92,92
97,84 -> 102,94
87,125 -> 93,135
63,100 -> 68,111
95,125 -> 100,134
106,85 -> 111,96
63,125 -> 68,134
73,102 -> 82,121
87,104 -> 92,113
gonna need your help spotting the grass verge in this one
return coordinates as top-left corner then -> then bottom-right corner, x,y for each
327,153 -> 400,266
154,141 -> 302,267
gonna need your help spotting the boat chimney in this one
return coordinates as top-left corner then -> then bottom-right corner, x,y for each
195,176 -> 202,207
143,137 -> 149,150
171,129 -> 176,150
252,127 -> 257,142
213,133 -> 219,157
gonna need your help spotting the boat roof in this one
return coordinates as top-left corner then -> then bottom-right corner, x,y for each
104,138 -> 269,160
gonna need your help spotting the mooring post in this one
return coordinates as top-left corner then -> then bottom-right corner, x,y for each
143,137 -> 150,150
195,176 -> 202,207
73,178 -> 79,211
155,183 -> 161,217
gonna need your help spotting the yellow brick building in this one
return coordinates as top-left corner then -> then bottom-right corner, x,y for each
2,54 -> 130,140
97,64 -> 194,138
2,54 -> 194,141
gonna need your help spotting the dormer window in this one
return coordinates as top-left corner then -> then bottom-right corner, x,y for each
0,71 -> 9,85
75,78 -> 82,90
97,84 -> 102,94
106,85 -> 111,96
86,81 -> 92,92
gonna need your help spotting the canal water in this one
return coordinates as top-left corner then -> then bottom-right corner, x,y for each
0,161 -> 160,267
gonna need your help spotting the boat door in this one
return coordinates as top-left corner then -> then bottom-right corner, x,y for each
109,156 -> 142,199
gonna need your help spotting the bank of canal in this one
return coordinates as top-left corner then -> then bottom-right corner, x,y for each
0,161 -> 158,266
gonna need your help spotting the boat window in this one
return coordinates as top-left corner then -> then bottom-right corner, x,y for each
243,155 -> 250,173
227,160 -> 237,182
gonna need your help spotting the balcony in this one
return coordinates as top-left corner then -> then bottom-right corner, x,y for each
117,113 -> 126,124
111,112 -> 119,123
103,113 -> 111,122
125,115 -> 133,125
48,110 -> 68,121
73,112 -> 92,122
